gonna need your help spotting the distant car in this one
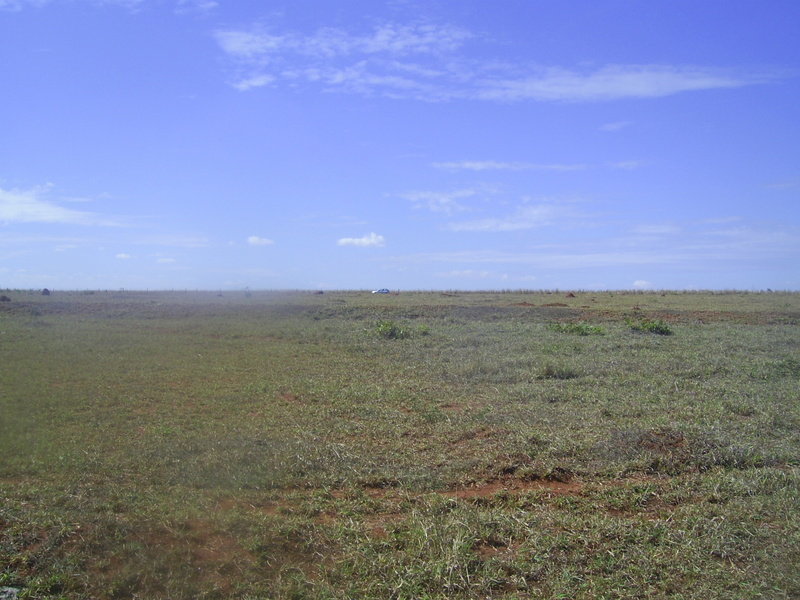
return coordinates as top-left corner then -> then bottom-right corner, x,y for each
372,288 -> 390,294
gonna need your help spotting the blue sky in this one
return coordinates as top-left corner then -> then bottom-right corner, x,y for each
1,0 -> 798,291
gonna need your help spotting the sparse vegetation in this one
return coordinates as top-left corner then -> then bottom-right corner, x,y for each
626,316 -> 674,335
549,320 -> 605,335
374,318 -> 413,339
1,290 -> 798,599
536,363 -> 581,380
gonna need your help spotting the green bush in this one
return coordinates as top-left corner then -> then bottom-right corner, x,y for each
374,319 -> 412,339
626,317 -> 673,335
549,321 -> 605,336
537,363 -> 581,380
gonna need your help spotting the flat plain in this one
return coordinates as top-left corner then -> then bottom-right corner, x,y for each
1,289 -> 799,599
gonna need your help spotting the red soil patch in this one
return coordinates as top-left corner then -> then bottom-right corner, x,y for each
451,427 -> 513,445
443,476 -> 582,500
215,496 -> 286,516
475,539 -> 522,561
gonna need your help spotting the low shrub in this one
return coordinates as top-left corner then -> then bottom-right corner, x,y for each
549,321 -> 605,336
626,317 -> 673,335
536,363 -> 581,380
374,319 -> 412,339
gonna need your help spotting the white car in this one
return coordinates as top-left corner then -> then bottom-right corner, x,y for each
372,288 -> 390,294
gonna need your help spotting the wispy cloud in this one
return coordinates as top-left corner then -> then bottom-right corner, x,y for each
94,0 -> 147,8
446,203 -> 576,232
400,189 -> 477,215
432,161 -> 587,172
396,248 -> 674,269
600,121 -> 633,132
233,74 -> 276,91
174,0 -> 217,15
631,224 -> 681,237
0,0 -> 47,10
215,22 -> 470,100
2,0 -> 192,11
133,235 -> 209,248
442,269 -> 492,278
337,232 -> 386,247
215,22 -> 472,61
0,232 -> 91,248
610,160 -> 647,170
767,179 -> 800,190
215,21 -> 781,102
474,65 -> 777,102
403,221 -> 800,268
0,185 -> 120,226
247,235 -> 274,246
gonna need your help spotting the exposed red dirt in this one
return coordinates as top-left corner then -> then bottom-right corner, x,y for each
443,476 -> 582,500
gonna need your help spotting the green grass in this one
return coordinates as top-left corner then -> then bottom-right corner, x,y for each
548,320 -> 605,336
626,316 -> 674,335
1,289 -> 799,598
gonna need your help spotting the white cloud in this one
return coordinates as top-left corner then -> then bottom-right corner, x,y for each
215,30 -> 287,57
443,269 -> 492,278
632,224 -> 681,236
215,21 -> 780,103
767,179 -> 800,190
215,23 -> 472,61
116,253 -> 131,259
610,160 -> 647,170
156,257 -> 176,263
401,189 -> 476,215
95,0 -> 147,8
0,0 -> 46,9
3,0 -> 207,12
134,235 -> 209,247
632,280 -> 652,289
432,161 -> 587,172
475,65 -> 775,103
247,235 -> 274,246
699,216 -> 741,225
0,185 -> 118,226
600,121 -> 633,132
174,0 -> 217,14
337,232 -> 385,247
233,74 -> 275,91
395,249 -> 672,269
390,220 -> 800,272
447,204 -> 571,232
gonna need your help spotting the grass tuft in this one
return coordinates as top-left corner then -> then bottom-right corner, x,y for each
536,363 -> 581,380
374,319 -> 413,339
548,321 -> 605,335
626,317 -> 674,335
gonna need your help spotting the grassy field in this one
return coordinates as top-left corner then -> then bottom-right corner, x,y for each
1,289 -> 798,599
